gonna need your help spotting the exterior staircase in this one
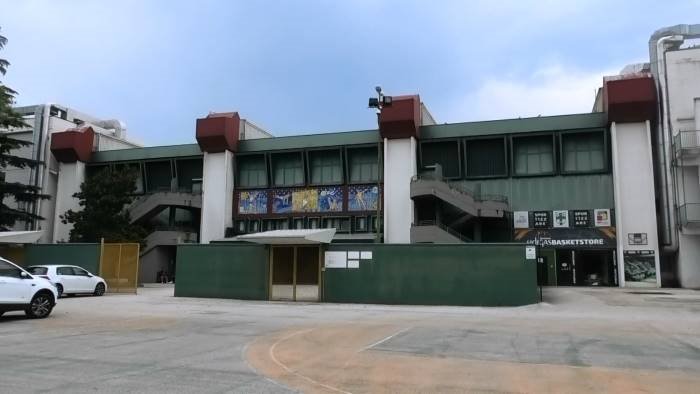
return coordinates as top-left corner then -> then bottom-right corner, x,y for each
127,191 -> 202,223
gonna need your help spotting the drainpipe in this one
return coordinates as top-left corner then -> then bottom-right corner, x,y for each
29,104 -> 50,231
648,24 -> 700,256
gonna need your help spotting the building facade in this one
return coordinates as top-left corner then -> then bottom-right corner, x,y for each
5,24 -> 700,289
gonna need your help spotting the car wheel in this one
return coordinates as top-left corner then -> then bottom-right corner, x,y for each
25,292 -> 54,319
55,284 -> 64,298
94,282 -> 106,296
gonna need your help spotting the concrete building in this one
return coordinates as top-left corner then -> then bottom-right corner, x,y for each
0,104 -> 140,243
5,24 -> 700,289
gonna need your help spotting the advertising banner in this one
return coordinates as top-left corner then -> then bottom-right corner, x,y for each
624,250 -> 657,285
348,185 -> 379,211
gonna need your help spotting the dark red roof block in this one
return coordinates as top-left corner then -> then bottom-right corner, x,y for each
379,95 -> 421,139
50,126 -> 95,163
604,75 -> 657,123
196,112 -> 240,153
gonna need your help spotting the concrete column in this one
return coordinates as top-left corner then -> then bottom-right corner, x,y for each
383,136 -> 417,243
52,161 -> 85,243
200,150 -> 234,243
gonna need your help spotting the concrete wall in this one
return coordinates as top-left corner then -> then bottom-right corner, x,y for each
383,137 -> 417,243
324,243 -> 538,306
610,121 -> 661,287
678,233 -> 700,288
200,151 -> 234,243
52,161 -> 85,243
666,47 -> 700,134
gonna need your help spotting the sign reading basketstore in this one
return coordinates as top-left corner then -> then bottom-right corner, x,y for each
513,227 -> 617,249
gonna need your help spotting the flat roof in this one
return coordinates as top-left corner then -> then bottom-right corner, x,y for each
89,144 -> 202,163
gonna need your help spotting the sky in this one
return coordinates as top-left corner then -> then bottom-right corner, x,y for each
1,0 -> 699,145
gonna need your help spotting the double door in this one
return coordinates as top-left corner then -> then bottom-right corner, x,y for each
270,246 -> 320,302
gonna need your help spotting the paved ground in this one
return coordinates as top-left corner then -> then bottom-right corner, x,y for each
1,286 -> 699,393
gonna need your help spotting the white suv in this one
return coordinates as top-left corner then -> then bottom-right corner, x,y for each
26,265 -> 107,298
0,258 -> 58,319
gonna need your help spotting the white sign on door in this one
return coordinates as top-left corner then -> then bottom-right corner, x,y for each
525,246 -> 536,260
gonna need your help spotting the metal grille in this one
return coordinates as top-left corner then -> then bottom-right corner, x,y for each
99,243 -> 140,293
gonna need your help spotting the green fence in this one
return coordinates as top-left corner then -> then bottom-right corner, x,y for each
24,243 -> 101,274
324,243 -> 537,306
175,244 -> 269,300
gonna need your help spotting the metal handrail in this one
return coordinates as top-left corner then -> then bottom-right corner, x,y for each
411,174 -> 508,203
674,130 -> 700,151
413,220 -> 472,243
678,203 -> 700,225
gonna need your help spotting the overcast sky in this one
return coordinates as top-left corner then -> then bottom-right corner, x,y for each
1,1 -> 699,145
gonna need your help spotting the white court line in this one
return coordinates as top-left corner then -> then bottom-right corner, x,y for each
241,341 -> 299,393
269,328 -> 353,394
361,326 -> 413,352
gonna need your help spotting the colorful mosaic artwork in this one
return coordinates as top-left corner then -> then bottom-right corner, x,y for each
272,190 -> 293,213
318,187 -> 344,212
238,191 -> 268,214
348,185 -> 379,211
292,189 -> 318,212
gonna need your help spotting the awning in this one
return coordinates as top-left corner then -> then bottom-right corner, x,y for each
227,229 -> 337,245
0,231 -> 43,244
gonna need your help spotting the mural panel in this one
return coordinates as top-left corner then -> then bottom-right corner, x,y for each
319,187 -> 344,212
238,191 -> 268,214
348,185 -> 379,211
272,190 -> 293,213
292,189 -> 318,212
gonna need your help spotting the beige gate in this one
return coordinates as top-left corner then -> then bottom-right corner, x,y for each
99,243 -> 140,294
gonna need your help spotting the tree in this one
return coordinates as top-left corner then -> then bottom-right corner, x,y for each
61,168 -> 147,243
0,27 -> 50,229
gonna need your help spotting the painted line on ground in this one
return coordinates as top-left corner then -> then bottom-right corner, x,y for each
361,326 -> 413,352
241,340 -> 299,393
269,328 -> 352,394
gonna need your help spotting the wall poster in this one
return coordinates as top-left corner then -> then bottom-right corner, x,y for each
238,191 -> 268,214
319,187 -> 344,212
292,189 -> 318,212
514,211 -> 529,229
594,209 -> 611,227
272,190 -> 293,213
553,210 -> 569,228
623,250 -> 657,284
348,185 -> 379,211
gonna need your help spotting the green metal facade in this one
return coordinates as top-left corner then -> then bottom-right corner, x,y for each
324,244 -> 538,306
174,244 -> 269,300
24,244 -> 101,273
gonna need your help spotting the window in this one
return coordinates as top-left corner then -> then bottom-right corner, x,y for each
323,217 -> 350,232
27,266 -> 48,275
0,260 -> 22,278
145,161 -> 172,192
347,147 -> 379,183
271,152 -> 304,186
561,131 -> 605,173
354,216 -> 369,232
235,219 -> 247,234
237,154 -> 268,188
176,158 -> 203,192
263,218 -> 289,231
513,135 -> 554,176
308,149 -> 342,184
73,267 -> 90,276
173,208 -> 196,229
308,217 -> 320,229
465,138 -> 507,177
57,266 -> 73,275
115,163 -> 144,193
420,140 -> 461,178
248,220 -> 261,233
293,218 -> 305,229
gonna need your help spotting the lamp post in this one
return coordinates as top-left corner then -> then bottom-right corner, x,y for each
368,87 -> 392,243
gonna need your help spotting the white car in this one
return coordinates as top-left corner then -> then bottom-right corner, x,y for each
0,257 -> 58,318
26,265 -> 107,298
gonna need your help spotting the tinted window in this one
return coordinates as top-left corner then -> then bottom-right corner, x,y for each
27,266 -> 48,275
73,267 -> 90,276
57,266 -> 74,275
0,260 -> 22,278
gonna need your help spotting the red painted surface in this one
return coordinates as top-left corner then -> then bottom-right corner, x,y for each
604,75 -> 657,123
196,112 -> 240,153
50,126 -> 95,163
379,95 -> 421,139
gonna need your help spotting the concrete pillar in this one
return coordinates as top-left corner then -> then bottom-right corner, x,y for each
52,161 -> 85,243
200,150 -> 234,243
383,136 -> 417,243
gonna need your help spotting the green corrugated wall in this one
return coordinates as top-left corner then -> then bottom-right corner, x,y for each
174,244 -> 269,300
324,244 -> 537,306
24,244 -> 101,273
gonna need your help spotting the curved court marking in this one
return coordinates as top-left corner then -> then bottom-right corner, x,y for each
361,326 -> 412,352
268,328 -> 353,394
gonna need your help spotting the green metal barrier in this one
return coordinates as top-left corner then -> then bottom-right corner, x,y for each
175,244 -> 269,300
323,243 -> 538,306
24,243 -> 101,274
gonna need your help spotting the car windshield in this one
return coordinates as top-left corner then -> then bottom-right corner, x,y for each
27,266 -> 48,275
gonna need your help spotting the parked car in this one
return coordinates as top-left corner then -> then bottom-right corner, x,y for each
0,257 -> 58,318
26,265 -> 107,298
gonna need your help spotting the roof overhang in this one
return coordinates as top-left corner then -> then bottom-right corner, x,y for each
228,229 -> 336,245
0,231 -> 42,244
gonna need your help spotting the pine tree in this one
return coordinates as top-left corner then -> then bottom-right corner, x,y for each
0,27 -> 50,230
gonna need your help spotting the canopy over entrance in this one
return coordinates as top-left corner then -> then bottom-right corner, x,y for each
0,231 -> 42,244
232,229 -> 336,245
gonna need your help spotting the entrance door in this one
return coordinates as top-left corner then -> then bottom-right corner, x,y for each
270,246 -> 320,301
556,250 -> 575,286
536,256 -> 548,286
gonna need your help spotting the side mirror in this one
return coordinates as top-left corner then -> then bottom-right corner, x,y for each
20,271 -> 31,279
